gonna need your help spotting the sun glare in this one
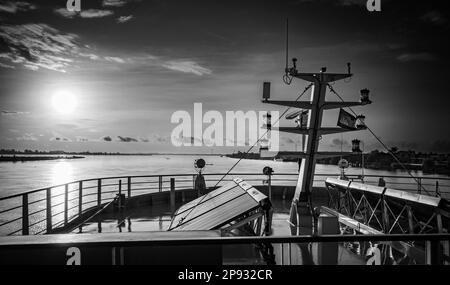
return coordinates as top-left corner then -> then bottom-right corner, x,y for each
51,90 -> 77,115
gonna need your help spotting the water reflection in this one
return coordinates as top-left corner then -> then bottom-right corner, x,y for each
51,161 -> 73,186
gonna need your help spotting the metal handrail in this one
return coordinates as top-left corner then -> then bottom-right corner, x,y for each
2,172 -> 449,200
1,172 -> 449,237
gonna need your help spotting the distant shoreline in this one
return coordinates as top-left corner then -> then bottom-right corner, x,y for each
0,149 -> 229,157
0,155 -> 85,162
0,152 -> 225,156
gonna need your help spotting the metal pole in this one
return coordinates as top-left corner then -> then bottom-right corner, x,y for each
46,188 -> 52,233
78,181 -> 82,218
426,240 -> 441,265
317,214 -> 339,265
159,176 -> 162,192
127,177 -> 131,198
97,179 -> 102,207
118,180 -> 122,209
64,184 -> 68,225
22,194 -> 29,235
170,178 -> 175,213
361,142 -> 365,183
268,174 -> 272,200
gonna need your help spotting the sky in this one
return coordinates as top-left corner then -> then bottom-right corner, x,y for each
0,0 -> 450,154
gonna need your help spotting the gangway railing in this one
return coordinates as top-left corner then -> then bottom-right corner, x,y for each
0,173 -> 449,236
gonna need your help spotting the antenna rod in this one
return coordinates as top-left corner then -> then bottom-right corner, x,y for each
285,18 -> 289,72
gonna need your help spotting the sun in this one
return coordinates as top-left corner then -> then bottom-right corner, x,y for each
51,90 -> 77,115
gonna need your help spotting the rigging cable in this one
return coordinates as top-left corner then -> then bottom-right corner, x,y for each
327,84 -> 432,195
173,83 -> 314,228
213,82 -> 313,188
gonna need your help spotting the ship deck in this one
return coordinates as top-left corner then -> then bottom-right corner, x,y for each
60,186 -> 365,265
0,173 -> 449,265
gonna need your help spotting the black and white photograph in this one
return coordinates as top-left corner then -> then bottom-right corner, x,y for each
0,0 -> 449,272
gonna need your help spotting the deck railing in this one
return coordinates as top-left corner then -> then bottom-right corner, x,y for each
0,172 -> 449,236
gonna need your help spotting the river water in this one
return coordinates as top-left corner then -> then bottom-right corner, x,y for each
0,155 -> 449,236
1,155 -> 449,198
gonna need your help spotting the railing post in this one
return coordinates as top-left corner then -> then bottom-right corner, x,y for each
97,179 -> 102,207
268,174 -> 272,200
127,177 -> 131,198
118,180 -> 122,209
436,181 -> 440,197
436,212 -> 443,233
78,181 -> 82,218
159,176 -> 162,192
316,214 -> 339,265
426,240 -> 441,265
170,178 -> 175,213
418,178 -> 422,194
22,194 -> 29,235
64,184 -> 68,225
46,188 -> 52,233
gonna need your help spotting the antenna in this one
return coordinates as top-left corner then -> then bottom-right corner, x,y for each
285,18 -> 289,73
283,18 -> 293,85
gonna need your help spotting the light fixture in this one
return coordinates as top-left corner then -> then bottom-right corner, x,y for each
360,88 -> 371,104
352,139 -> 362,153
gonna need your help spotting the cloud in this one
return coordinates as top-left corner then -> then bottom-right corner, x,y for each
51,137 -> 71,142
151,134 -> 170,143
76,136 -> 89,142
0,1 -> 36,13
162,60 -> 212,76
293,0 -> 367,7
53,8 -> 77,18
117,15 -> 134,23
103,0 -> 128,7
16,133 -> 37,141
104,56 -> 126,63
86,53 -> 213,76
421,11 -> 447,26
336,0 -> 366,6
1,110 -> 29,115
80,9 -> 114,18
397,52 -> 437,63
117,136 -> 138,142
0,61 -> 14,69
79,53 -> 101,60
0,24 -> 212,75
54,8 -> 114,19
171,135 -> 205,145
115,55 -> 213,76
0,23 -> 81,72
330,138 -> 350,148
50,132 -> 72,142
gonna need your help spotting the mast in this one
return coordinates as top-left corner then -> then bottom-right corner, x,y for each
261,63 -> 371,234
